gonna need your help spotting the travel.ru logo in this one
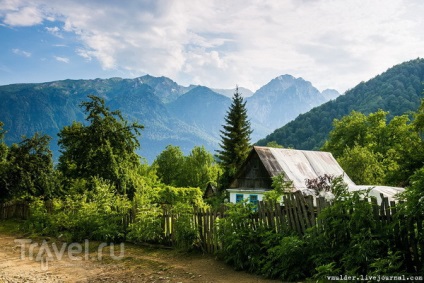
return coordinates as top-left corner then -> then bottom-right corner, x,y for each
14,239 -> 125,270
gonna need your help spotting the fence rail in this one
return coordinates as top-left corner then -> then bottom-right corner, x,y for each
1,191 -> 422,272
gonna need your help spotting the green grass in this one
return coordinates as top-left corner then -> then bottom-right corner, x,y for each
0,219 -> 25,235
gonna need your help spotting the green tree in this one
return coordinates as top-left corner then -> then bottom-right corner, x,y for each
323,109 -> 424,186
337,145 -> 385,185
0,122 -> 6,161
412,98 -> 424,136
57,95 -> 144,197
0,133 -> 55,200
182,146 -> 221,189
265,141 -> 284,148
153,145 -> 185,186
216,86 -> 252,190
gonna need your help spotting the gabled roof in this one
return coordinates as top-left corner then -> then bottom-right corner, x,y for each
253,146 -> 356,189
233,146 -> 403,203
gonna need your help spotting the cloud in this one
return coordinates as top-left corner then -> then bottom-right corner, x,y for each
12,48 -> 31,57
54,56 -> 70,63
3,5 -> 43,26
1,0 -> 424,92
45,26 -> 62,37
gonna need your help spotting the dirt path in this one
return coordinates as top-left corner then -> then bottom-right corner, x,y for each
0,229 -> 280,283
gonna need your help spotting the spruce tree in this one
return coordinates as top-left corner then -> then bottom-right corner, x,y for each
217,86 -> 252,190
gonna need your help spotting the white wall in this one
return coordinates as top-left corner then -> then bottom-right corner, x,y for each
228,190 -> 265,204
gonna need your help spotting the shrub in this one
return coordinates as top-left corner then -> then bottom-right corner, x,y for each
24,177 -> 130,242
217,200 -> 261,271
306,177 -> 390,276
261,235 -> 310,281
172,203 -> 199,251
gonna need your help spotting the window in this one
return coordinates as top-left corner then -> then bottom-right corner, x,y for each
249,194 -> 258,206
236,194 -> 244,203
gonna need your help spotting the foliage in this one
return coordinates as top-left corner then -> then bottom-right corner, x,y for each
181,146 -> 221,189
217,200 -> 260,270
153,145 -> 185,186
25,177 -> 131,242
127,204 -> 164,244
305,174 -> 334,196
265,141 -> 284,148
397,167 -> 424,218
154,145 -> 221,190
322,109 -> 424,186
155,186 -> 206,207
263,173 -> 293,202
0,133 -> 56,201
171,203 -> 199,251
58,95 -> 144,198
127,184 -> 206,247
261,236 -> 310,281
369,250 -> 403,276
306,177 -> 389,276
216,86 -> 252,190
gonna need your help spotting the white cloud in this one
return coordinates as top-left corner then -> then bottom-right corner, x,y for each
12,48 -> 31,57
1,0 -> 424,92
54,56 -> 69,63
45,26 -> 62,37
3,5 -> 43,26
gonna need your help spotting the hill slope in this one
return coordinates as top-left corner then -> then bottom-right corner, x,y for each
257,58 -> 424,149
0,74 -> 339,162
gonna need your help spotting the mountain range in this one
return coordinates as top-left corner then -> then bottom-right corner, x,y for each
0,74 -> 339,162
257,58 -> 424,150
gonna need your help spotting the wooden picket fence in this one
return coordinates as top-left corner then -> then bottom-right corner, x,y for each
156,191 -> 423,272
0,200 -> 30,220
1,191 -> 423,272
189,191 -> 331,253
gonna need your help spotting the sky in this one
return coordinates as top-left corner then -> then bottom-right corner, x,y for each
0,0 -> 423,93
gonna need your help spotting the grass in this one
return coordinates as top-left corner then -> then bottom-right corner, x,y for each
0,219 -> 25,235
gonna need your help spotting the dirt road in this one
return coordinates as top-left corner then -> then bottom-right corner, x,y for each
0,223 -> 280,283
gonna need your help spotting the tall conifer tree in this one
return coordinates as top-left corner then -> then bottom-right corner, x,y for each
217,86 -> 252,189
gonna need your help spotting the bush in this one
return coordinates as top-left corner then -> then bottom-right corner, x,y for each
306,177 -> 391,276
127,204 -> 164,244
24,177 -> 131,242
261,235 -> 309,281
172,203 -> 199,251
217,200 -> 261,271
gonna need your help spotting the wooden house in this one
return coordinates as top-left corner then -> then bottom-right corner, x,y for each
227,146 -> 403,204
203,183 -> 217,199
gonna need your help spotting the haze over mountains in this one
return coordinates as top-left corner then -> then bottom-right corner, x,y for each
0,74 -> 339,162
258,58 -> 424,150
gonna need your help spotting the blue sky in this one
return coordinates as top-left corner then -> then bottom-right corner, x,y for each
1,0 -> 424,93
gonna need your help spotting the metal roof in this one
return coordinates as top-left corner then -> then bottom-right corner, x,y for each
254,146 -> 355,189
349,185 -> 404,203
252,146 -> 404,202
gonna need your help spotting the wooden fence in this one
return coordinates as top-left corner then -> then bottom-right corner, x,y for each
1,191 -> 422,272
0,200 -> 30,220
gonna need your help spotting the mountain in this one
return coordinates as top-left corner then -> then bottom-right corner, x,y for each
257,58 -> 424,150
135,75 -> 193,103
212,87 -> 254,98
0,74 -> 339,163
247,75 -> 340,133
167,86 -> 231,139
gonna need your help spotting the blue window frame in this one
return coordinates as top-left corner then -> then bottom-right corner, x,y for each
236,194 -> 244,203
249,194 -> 258,206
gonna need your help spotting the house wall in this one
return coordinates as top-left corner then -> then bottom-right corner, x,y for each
228,190 -> 265,204
230,153 -> 272,189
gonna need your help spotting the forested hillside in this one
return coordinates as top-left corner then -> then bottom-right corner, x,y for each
0,75 -> 334,162
257,58 -> 424,149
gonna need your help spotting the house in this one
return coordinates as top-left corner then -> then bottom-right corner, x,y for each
203,183 -> 217,199
227,146 -> 404,204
